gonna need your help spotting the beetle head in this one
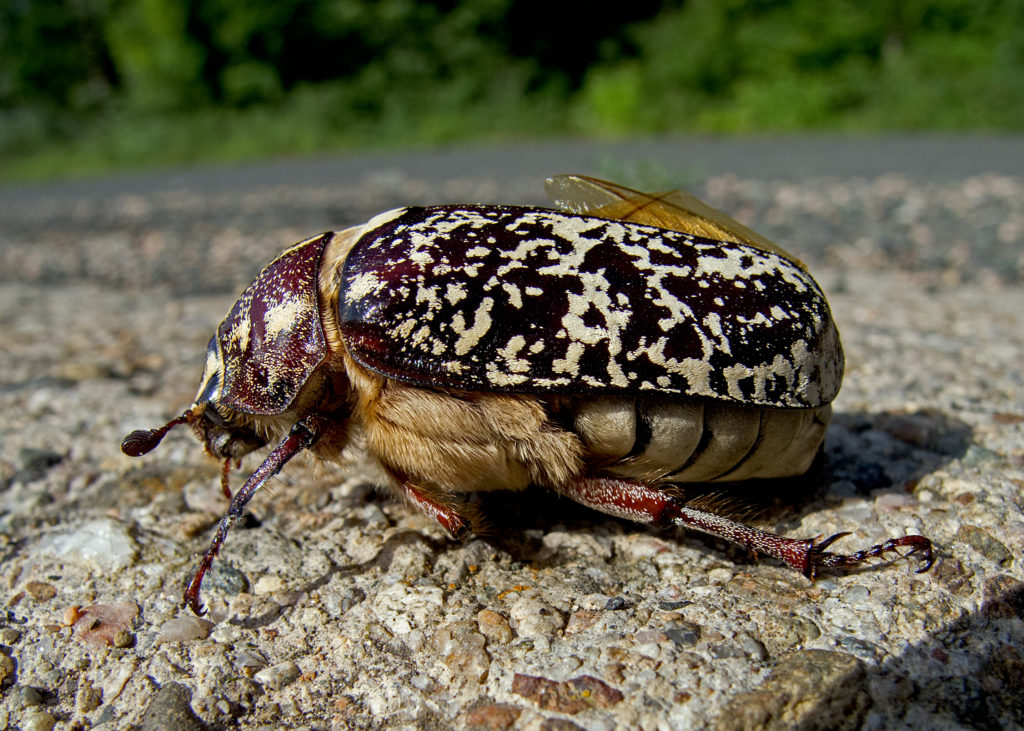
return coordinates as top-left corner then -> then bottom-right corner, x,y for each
120,335 -> 267,461
121,233 -> 332,463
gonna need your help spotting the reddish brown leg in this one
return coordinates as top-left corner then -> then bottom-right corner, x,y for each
183,417 -> 323,615
562,477 -> 934,578
220,458 -> 233,499
392,473 -> 472,540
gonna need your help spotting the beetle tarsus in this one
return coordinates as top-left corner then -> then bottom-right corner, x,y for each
182,417 -> 323,615
807,533 -> 935,578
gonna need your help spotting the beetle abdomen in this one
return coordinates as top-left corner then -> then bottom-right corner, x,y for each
573,396 -> 830,483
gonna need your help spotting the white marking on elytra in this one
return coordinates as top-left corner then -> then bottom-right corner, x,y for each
351,205 -> 834,406
452,297 -> 494,356
345,271 -> 385,303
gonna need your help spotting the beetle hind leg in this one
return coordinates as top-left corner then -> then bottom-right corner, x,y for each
559,476 -> 933,578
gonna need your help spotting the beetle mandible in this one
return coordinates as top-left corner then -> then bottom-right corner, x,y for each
122,174 -> 933,615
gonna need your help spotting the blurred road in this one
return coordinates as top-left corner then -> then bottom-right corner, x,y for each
2,135 -> 1023,202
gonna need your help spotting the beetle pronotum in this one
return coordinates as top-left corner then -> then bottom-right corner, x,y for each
123,175 -> 932,614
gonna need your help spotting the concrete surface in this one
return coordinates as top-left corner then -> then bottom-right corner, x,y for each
0,139 -> 1022,730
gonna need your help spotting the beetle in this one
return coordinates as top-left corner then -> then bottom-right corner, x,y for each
122,174 -> 933,615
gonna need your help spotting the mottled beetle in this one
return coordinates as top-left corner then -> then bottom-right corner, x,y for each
123,175 -> 933,614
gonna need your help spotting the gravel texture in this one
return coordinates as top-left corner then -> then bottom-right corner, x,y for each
1,142 -> 1023,730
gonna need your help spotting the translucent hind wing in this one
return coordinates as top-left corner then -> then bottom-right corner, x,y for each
544,174 -> 805,269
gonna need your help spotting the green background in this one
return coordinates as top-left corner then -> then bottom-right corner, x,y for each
2,0 -> 1022,181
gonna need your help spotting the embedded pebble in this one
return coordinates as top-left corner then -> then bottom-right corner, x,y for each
957,525 -> 1013,566
23,581 -> 57,602
155,616 -> 215,645
476,608 -> 514,644
140,682 -> 207,731
254,661 -> 301,690
462,703 -> 521,729
508,596 -> 563,640
72,603 -> 139,647
512,673 -> 624,714
35,518 -> 139,571
20,711 -> 56,731
236,650 -> 268,669
0,655 -> 14,684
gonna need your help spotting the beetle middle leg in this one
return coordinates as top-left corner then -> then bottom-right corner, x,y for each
388,468 -> 474,540
559,476 -> 934,577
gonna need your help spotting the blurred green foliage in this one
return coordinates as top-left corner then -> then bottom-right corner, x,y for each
1,0 -> 1021,180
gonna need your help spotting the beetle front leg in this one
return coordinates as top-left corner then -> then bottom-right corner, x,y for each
561,477 -> 934,578
183,416 -> 324,615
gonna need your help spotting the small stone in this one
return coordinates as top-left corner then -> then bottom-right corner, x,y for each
540,720 -> 586,731
658,600 -> 693,611
140,682 -> 207,731
77,679 -> 103,713
73,603 -> 139,647
63,605 -> 84,626
254,661 -> 301,690
208,563 -> 249,595
508,596 -> 563,640
0,654 -> 14,684
0,627 -> 21,644
18,685 -> 44,707
462,702 -> 521,729
24,581 -> 57,602
604,596 -> 628,610
511,674 -> 624,714
956,525 -> 1013,566
253,575 -> 285,595
564,610 -> 602,635
835,635 -> 883,661
155,616 -> 215,645
933,557 -> 974,596
432,623 -> 490,686
740,636 -> 769,661
711,650 -> 869,731
236,650 -> 268,669
476,608 -> 514,644
20,711 -> 56,731
666,622 -> 701,647
36,518 -> 139,571
113,630 -> 136,648
981,575 -> 1024,619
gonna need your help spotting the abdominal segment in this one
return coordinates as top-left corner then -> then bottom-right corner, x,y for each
572,396 -> 831,483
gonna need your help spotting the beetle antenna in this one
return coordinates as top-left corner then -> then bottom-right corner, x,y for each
183,416 -> 323,616
121,409 -> 198,457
